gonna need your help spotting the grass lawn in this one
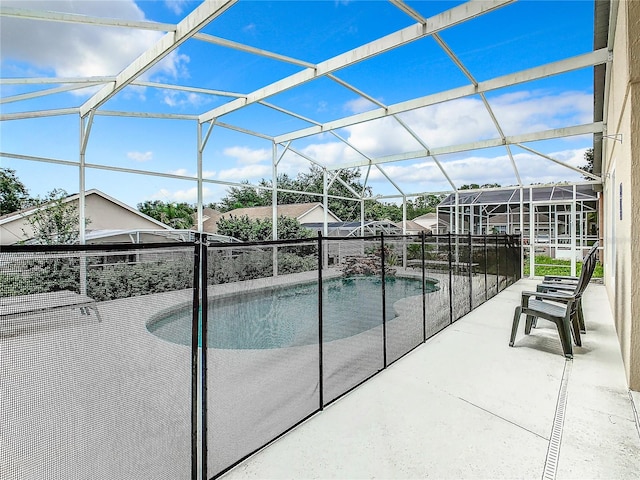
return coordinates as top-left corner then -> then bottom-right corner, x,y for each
523,255 -> 603,278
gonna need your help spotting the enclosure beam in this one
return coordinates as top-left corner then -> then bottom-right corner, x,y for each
330,122 -> 604,170
275,48 -> 608,144
200,0 -> 512,123
80,0 -> 236,117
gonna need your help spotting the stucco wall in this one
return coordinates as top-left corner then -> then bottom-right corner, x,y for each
83,194 -> 164,231
0,193 -> 165,245
299,207 -> 340,224
603,0 -> 640,390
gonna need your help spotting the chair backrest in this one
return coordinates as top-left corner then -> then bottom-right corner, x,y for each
574,247 -> 598,298
581,240 -> 599,264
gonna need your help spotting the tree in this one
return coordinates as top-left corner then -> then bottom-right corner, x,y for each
137,200 -> 195,229
216,214 -> 313,241
1,168 -> 30,215
216,166 -> 371,221
459,183 -> 501,190
214,182 -> 268,212
580,148 -> 594,179
24,189 -> 84,244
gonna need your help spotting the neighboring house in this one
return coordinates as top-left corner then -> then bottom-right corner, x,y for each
0,189 -> 173,245
413,212 -> 447,234
199,203 -> 341,234
394,220 -> 431,235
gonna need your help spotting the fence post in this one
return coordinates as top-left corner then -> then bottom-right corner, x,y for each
421,232 -> 426,343
191,234 -> 201,480
200,235 -> 209,480
317,232 -> 324,410
468,232 -> 473,312
496,235 -> 500,292
381,233 -> 387,368
483,235 -> 488,301
448,233 -> 453,324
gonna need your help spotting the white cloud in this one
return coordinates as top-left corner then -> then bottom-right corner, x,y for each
217,165 -> 271,181
162,89 -> 211,108
344,97 -> 378,114
127,151 -> 153,162
223,146 -> 270,164
1,1 -> 189,83
341,90 -> 593,158
242,23 -> 257,34
150,186 -> 214,203
167,169 -> 216,178
365,148 -> 589,190
164,0 -> 189,15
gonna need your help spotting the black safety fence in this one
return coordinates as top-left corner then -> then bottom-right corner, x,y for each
0,242 -> 197,480
1,233 -> 521,480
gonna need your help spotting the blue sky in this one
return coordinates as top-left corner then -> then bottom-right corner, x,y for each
1,0 -> 597,209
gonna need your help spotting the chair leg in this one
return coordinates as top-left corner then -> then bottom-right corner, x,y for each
570,312 -> 582,347
556,318 -> 574,359
577,299 -> 586,333
525,315 -> 536,334
509,306 -> 522,347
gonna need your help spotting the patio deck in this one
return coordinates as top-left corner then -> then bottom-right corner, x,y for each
220,278 -> 640,479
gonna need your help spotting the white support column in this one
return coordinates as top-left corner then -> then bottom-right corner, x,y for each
519,187 -> 524,278
360,199 -> 365,236
272,142 -> 278,240
197,122 -> 204,233
571,185 -> 577,276
323,169 -> 329,237
454,192 -> 460,234
79,115 -> 87,246
529,187 -> 535,277
402,196 -> 407,235
272,142 -> 278,277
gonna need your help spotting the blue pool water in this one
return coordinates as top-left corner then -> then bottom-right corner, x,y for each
148,276 -> 438,350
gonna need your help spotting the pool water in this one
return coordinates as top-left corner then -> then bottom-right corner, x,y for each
148,276 -> 438,349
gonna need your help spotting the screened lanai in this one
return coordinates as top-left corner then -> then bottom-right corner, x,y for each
437,183 -> 600,275
1,0 -> 606,254
4,3 -> 640,480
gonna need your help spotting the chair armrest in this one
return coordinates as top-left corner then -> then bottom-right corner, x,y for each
537,283 -> 575,292
543,275 -> 579,282
521,290 -> 576,307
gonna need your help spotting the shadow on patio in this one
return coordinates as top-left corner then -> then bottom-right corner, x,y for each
220,278 -> 640,480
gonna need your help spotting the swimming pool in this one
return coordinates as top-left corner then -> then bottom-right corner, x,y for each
147,276 -> 439,350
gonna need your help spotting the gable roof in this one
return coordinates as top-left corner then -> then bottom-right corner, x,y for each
0,189 -> 171,229
221,203 -> 341,222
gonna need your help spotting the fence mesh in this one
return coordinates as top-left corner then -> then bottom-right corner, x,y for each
451,235 -> 472,321
384,236 -> 424,364
321,237 -> 385,404
1,234 -> 520,480
0,244 -> 195,480
204,240 -> 320,478
422,235 -> 452,338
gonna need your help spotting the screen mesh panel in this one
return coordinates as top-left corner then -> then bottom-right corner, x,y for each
451,235 -> 472,321
322,237 -> 384,404
205,241 -> 320,478
486,236 -> 501,297
1,245 -> 195,480
385,236 -> 424,364
422,235 -> 452,338
471,236 -> 489,309
2,235 -> 521,480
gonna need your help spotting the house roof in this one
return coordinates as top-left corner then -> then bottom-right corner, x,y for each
0,189 -> 171,229
413,212 -> 438,222
220,203 -> 340,222
393,220 -> 431,233
438,184 -> 599,207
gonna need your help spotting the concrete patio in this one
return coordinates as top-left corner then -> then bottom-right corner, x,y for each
220,278 -> 640,479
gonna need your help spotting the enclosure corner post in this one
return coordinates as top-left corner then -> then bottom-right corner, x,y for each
317,231 -> 324,410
